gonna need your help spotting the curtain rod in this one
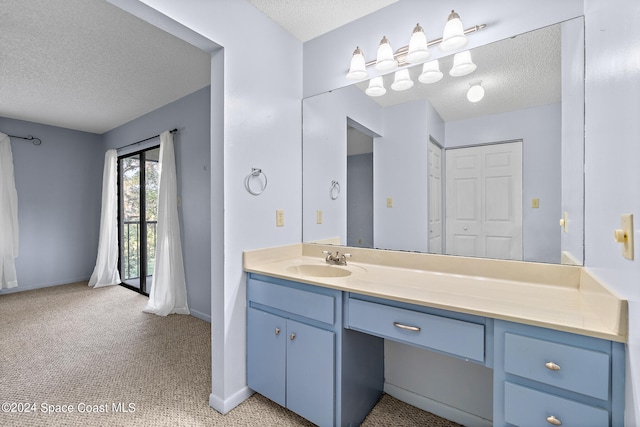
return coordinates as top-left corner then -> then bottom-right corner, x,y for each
116,128 -> 178,151
8,134 -> 42,145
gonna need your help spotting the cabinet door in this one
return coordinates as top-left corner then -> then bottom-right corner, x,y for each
286,319 -> 335,427
247,308 -> 286,407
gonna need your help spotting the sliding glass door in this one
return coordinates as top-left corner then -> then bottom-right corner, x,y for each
118,147 -> 160,295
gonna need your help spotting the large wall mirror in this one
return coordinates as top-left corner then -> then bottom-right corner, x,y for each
303,17 -> 585,265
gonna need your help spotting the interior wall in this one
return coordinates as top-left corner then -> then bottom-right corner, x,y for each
446,103 -> 562,264
102,86 -> 212,322
0,117 -> 103,293
303,86 -> 383,245
347,153 -> 373,248
375,100 -> 430,252
108,0 -> 304,413
583,1 -> 640,424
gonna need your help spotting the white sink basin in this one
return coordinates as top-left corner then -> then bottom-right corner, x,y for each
286,264 -> 352,278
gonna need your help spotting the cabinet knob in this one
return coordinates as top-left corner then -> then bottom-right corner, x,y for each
275,327 -> 280,336
546,415 -> 562,425
545,361 -> 561,371
289,333 -> 296,341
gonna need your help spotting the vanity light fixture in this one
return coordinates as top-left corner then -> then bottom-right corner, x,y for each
346,46 -> 368,80
418,59 -> 444,84
365,76 -> 387,97
449,50 -> 477,76
345,11 -> 486,80
391,69 -> 414,91
440,10 -> 468,52
466,82 -> 485,102
406,24 -> 431,63
374,36 -> 398,72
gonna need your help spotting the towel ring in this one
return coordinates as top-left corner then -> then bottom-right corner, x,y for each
330,180 -> 341,200
245,168 -> 268,195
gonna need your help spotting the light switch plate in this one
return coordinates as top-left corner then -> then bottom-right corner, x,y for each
316,210 -> 322,224
387,198 -> 393,208
276,209 -> 284,227
620,214 -> 634,260
531,198 -> 540,208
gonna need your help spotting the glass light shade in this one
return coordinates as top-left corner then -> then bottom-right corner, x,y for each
406,24 -> 431,64
390,69 -> 414,91
365,76 -> 386,97
449,50 -> 476,77
467,83 -> 485,102
440,10 -> 468,52
346,47 -> 368,80
418,60 -> 443,84
374,36 -> 398,72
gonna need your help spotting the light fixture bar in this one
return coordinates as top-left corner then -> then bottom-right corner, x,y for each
363,23 -> 487,67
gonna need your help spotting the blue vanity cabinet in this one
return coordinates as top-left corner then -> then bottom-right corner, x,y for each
247,274 -> 383,427
493,320 -> 625,427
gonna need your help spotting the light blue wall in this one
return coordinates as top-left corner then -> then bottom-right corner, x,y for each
584,1 -> 640,424
347,153 -> 373,247
0,117 -> 103,294
108,0 -> 303,413
102,86 -> 212,322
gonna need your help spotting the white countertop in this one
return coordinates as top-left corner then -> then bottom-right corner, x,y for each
243,243 -> 628,342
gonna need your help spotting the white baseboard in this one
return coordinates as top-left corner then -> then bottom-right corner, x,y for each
0,278 -> 90,295
384,383 -> 492,427
189,308 -> 211,323
209,387 -> 254,414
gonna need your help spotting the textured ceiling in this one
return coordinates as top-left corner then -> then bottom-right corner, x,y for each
1,0 -> 560,135
248,0 -> 398,42
1,0 -> 211,134
355,23 -> 562,122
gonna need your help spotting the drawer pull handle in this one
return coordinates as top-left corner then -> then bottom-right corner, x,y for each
393,322 -> 421,332
545,362 -> 561,371
275,328 -> 280,336
546,415 -> 562,425
289,333 -> 296,341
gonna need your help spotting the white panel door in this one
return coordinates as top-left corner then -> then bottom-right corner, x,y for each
428,140 -> 443,254
445,142 -> 522,260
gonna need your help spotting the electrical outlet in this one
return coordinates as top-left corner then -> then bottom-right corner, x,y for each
316,210 -> 322,224
276,210 -> 284,227
387,197 -> 393,208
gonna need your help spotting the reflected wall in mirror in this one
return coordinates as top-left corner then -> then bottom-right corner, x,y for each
303,18 -> 584,265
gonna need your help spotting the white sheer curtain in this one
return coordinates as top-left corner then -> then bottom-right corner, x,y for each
0,133 -> 19,289
88,150 -> 121,288
144,130 -> 189,316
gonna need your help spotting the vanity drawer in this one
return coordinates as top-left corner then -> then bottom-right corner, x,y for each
247,278 -> 335,325
504,382 -> 609,427
504,332 -> 610,400
347,298 -> 484,362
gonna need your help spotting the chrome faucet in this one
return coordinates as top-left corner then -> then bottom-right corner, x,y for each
322,250 -> 351,266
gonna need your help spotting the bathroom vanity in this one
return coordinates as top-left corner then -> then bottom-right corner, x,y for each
244,243 -> 627,427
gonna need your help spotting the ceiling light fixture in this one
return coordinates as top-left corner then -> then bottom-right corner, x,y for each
467,82 -> 485,102
440,10 -> 468,52
391,69 -> 414,91
365,76 -> 387,97
418,59 -> 443,84
449,50 -> 477,77
345,11 -> 486,80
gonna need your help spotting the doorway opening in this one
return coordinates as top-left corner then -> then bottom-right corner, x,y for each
118,146 -> 160,295
346,121 -> 375,248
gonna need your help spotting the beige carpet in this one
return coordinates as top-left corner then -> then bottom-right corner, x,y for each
0,282 -> 462,426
